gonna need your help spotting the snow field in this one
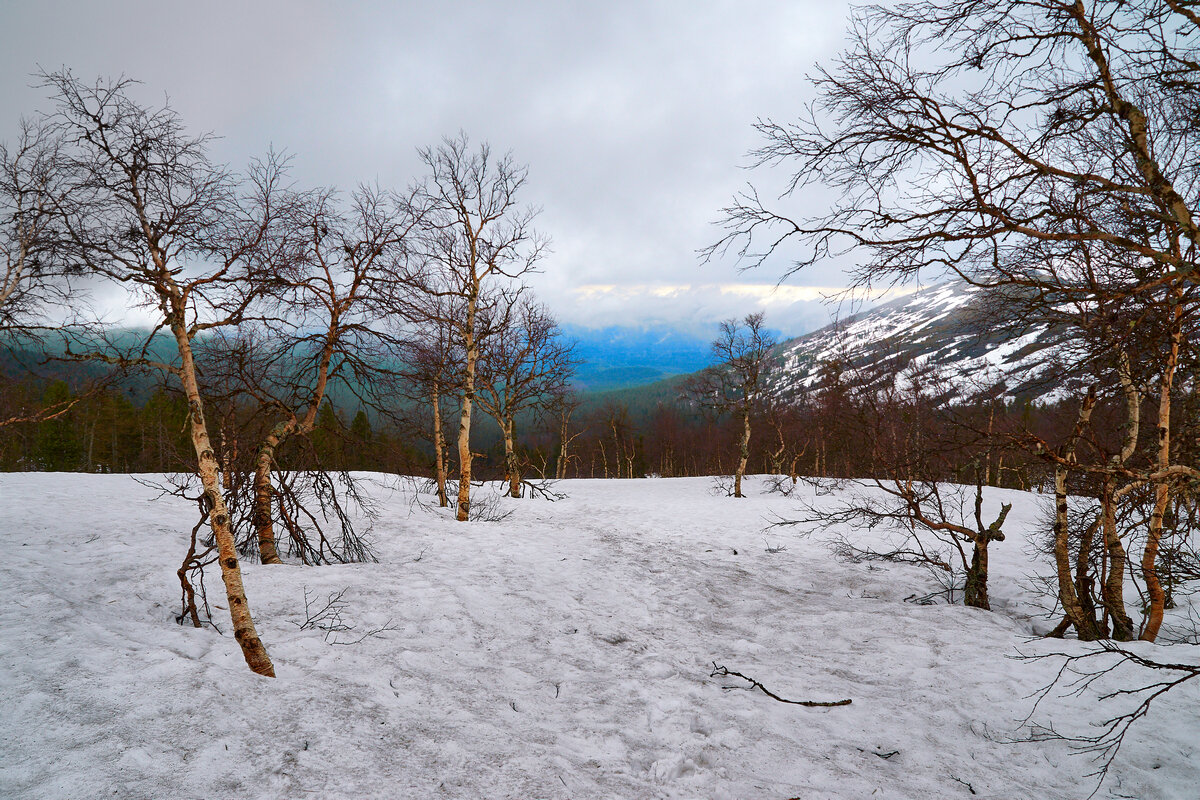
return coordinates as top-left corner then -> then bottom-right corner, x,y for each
1,473 -> 1197,799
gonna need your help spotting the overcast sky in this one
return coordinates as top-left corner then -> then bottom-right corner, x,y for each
0,0 -> 895,337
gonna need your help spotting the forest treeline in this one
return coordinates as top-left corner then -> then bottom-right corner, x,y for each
10,350 -> 1193,499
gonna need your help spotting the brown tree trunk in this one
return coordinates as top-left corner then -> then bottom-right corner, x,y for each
964,540 -> 990,610
734,406 -> 751,498
503,417 -> 520,498
965,500 -> 1008,610
1101,479 -> 1135,640
1055,465 -> 1100,639
253,421 -> 294,565
456,301 -> 477,521
173,323 -> 275,677
431,382 -> 448,507
1075,518 -> 1101,633
1054,389 -> 1101,641
1141,297 -> 1183,641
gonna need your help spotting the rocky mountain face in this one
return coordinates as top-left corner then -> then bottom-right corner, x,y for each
766,282 -> 1074,404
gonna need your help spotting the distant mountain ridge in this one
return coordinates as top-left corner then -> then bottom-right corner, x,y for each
765,282 -> 1070,403
564,324 -> 715,392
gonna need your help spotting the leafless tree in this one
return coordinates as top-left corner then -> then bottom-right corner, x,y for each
709,0 -> 1200,642
686,312 -> 776,497
0,118 -> 103,428
394,299 -> 462,508
476,295 -> 576,497
546,387 -> 584,480
1,117 -> 71,331
40,70 -> 293,676
218,184 -> 419,563
776,366 -> 1011,609
707,5 -> 1200,785
403,133 -> 548,520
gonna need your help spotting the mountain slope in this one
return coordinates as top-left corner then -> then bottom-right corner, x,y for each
767,282 -> 1070,403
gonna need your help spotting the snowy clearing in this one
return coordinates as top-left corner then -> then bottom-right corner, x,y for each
1,473 -> 1197,799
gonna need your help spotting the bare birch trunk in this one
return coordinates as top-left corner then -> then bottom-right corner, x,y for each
220,419 -> 233,492
1141,297 -> 1183,641
965,498 -> 1009,610
734,406 -> 751,498
556,414 -> 569,480
173,323 -> 275,677
1054,389 -> 1100,641
964,541 -> 990,610
1075,518 -> 1101,632
431,382 -> 448,507
1101,479 -> 1135,640
252,421 -> 294,565
456,299 -> 478,521
503,417 -> 520,498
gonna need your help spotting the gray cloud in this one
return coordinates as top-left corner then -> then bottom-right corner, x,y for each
1,0 -> 859,333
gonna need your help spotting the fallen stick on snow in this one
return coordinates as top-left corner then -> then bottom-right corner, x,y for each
710,663 -> 852,708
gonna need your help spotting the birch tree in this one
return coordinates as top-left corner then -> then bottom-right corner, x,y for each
709,0 -> 1200,640
405,134 -> 547,521
42,70 -> 290,676
1,118 -> 70,331
476,296 -> 576,497
228,185 -> 418,563
393,293 -> 462,508
687,312 -> 776,497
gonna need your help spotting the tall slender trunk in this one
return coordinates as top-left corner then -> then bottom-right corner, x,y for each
1101,478 -> 1135,640
1141,295 -> 1183,641
610,419 -> 623,478
503,417 -> 520,498
734,406 -> 751,498
556,414 -> 569,480
220,418 -> 233,492
1097,346 -> 1139,640
172,321 -> 274,677
253,420 -> 294,565
1055,388 -> 1100,641
431,382 -> 448,507
456,299 -> 478,521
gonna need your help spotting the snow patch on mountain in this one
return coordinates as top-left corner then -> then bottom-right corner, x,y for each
768,282 -> 1069,402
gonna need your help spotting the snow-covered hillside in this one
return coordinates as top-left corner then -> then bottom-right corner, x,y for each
1,474 -> 1197,799
769,282 -> 1068,402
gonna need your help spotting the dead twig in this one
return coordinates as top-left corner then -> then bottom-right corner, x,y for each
710,663 -> 852,707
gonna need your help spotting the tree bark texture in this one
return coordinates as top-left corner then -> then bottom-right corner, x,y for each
456,299 -> 477,521
734,407 -> 751,498
173,324 -> 275,677
431,382 -> 448,507
503,418 -> 520,498
1141,296 -> 1183,641
252,421 -> 295,565
1054,389 -> 1101,641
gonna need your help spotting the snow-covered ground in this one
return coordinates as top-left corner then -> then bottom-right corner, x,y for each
1,473 -> 1197,799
